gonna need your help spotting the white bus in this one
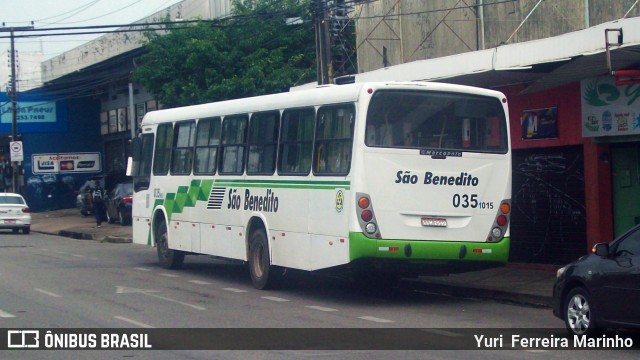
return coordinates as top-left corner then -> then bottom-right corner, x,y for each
130,81 -> 512,289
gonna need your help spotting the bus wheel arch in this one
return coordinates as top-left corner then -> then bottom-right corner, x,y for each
153,209 -> 184,269
247,217 -> 283,290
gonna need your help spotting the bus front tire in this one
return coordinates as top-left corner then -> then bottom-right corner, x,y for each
156,220 -> 184,269
249,229 -> 283,290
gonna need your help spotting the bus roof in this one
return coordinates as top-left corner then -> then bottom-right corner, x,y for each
141,81 -> 506,125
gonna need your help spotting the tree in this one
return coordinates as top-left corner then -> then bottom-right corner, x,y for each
133,0 -> 316,108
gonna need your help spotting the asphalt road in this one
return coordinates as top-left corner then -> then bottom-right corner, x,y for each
0,232 -> 637,359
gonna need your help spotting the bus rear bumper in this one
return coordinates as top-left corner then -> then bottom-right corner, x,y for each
348,232 -> 510,266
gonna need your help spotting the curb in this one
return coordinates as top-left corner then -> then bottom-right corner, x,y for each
57,230 -> 94,240
103,236 -> 133,244
411,280 -> 552,308
35,230 -> 133,244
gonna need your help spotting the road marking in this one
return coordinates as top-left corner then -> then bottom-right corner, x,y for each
222,288 -> 248,293
114,316 -> 155,328
358,316 -> 394,323
159,273 -> 179,278
305,306 -> 338,312
116,286 -> 205,311
133,267 -> 151,272
0,309 -> 16,318
34,288 -> 62,298
71,254 -> 85,258
188,280 -> 211,285
262,296 -> 289,302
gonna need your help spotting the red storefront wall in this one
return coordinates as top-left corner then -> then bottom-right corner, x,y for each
499,82 -> 613,253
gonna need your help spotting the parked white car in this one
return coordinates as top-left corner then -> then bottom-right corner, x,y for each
0,193 -> 31,234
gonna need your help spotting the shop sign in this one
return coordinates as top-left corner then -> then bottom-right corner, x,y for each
32,153 -> 101,174
0,102 -> 56,123
581,76 -> 640,137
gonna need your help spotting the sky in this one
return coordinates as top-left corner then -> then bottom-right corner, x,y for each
0,0 -> 184,60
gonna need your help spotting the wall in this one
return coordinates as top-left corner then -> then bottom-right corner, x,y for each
356,0 -> 640,73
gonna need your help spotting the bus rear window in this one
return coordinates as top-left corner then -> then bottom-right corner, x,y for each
365,90 -> 508,153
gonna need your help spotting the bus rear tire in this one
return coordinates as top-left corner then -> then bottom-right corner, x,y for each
249,228 -> 283,290
156,219 -> 184,269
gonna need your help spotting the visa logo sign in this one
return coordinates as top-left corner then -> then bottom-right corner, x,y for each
37,160 -> 55,170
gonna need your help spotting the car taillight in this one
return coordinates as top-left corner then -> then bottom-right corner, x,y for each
22,207 -> 30,213
122,196 -> 133,203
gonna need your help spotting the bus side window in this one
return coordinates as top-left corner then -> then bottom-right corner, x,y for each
314,104 -> 354,175
220,114 -> 248,175
171,121 -> 196,175
132,133 -> 154,192
193,117 -> 221,175
278,108 -> 314,175
247,111 -> 280,175
153,123 -> 173,176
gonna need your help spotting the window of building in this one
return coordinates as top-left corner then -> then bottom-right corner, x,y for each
247,111 -> 280,175
194,117 -> 221,175
278,108 -> 314,175
314,104 -> 354,175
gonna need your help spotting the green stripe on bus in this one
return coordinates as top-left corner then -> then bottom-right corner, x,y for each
348,232 -> 510,263
157,178 -> 350,221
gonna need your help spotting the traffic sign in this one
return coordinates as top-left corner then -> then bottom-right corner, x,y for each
9,141 -> 23,162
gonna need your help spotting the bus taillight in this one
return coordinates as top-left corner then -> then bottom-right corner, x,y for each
356,192 -> 380,238
500,202 -> 511,214
487,199 -> 511,242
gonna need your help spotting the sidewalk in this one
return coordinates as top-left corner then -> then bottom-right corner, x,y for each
30,208 -> 558,308
31,208 -> 133,244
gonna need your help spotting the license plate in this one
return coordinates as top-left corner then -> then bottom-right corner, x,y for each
4,220 -> 16,224
421,217 -> 447,227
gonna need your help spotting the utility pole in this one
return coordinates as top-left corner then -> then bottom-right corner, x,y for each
312,0 -> 331,85
2,25 -> 34,193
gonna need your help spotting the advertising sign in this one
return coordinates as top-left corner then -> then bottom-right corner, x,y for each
0,102 -> 56,123
32,153 -> 101,174
581,76 -> 640,137
521,107 -> 558,140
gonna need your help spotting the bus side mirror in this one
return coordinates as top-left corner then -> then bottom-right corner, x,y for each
593,243 -> 610,257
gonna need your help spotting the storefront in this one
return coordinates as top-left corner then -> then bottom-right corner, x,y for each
581,75 -> 640,237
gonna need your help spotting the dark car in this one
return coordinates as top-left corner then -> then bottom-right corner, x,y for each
105,181 -> 133,226
553,224 -> 640,335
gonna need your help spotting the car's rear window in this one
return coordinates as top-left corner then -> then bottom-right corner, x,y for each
0,196 -> 25,205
